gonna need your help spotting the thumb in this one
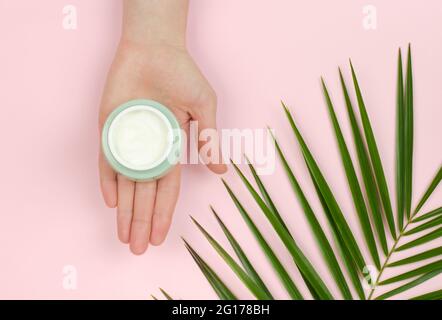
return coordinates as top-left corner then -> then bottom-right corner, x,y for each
190,93 -> 227,174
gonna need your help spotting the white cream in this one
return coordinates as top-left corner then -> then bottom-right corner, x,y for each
108,105 -> 173,171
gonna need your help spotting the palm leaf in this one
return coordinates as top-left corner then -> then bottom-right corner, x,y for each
396,227 -> 442,251
404,216 -> 442,236
379,260 -> 442,285
375,269 -> 442,300
159,288 -> 173,300
388,247 -> 442,267
322,78 -> 380,269
226,167 -> 333,299
350,61 -> 397,238
180,46 -> 441,301
241,160 -> 321,299
339,69 -> 389,254
269,136 -> 353,299
243,156 -> 291,235
191,216 -> 271,300
414,166 -> 442,214
221,180 -> 304,299
410,289 -> 442,300
413,207 -> 442,223
210,207 -> 273,299
309,170 -> 366,300
283,103 -> 367,271
396,48 -> 406,230
404,45 -> 414,219
183,239 -> 237,300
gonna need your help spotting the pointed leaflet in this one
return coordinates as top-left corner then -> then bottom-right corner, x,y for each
210,207 -> 273,299
380,260 -> 442,285
410,289 -> 442,300
413,207 -> 442,223
221,180 -> 303,299
224,171 -> 333,299
322,78 -> 380,269
350,62 -> 397,238
375,270 -> 442,300
267,137 -> 353,299
242,156 -> 290,235
339,68 -> 388,254
159,288 -> 173,300
414,166 -> 442,214
308,167 -> 366,300
191,216 -> 271,300
230,164 -> 329,299
242,158 -> 316,298
396,48 -> 406,230
404,215 -> 442,236
396,227 -> 442,251
331,221 -> 366,300
387,247 -> 442,267
282,102 -> 366,271
404,45 -> 414,219
183,239 -> 237,300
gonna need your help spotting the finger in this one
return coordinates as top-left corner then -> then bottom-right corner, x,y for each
191,94 -> 227,174
99,149 -> 117,208
150,165 -> 181,246
117,175 -> 135,244
98,90 -> 120,208
130,180 -> 157,255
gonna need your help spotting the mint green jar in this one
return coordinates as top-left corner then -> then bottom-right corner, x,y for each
102,99 -> 182,181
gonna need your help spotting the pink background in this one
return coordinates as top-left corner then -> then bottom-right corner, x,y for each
0,0 -> 441,299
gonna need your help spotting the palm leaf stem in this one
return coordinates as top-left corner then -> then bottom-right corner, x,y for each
367,210 -> 426,299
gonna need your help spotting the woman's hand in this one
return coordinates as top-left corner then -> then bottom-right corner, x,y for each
98,1 -> 225,255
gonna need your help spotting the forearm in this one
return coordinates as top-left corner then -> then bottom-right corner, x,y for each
122,0 -> 189,48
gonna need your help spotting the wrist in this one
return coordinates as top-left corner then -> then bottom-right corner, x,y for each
121,0 -> 188,49
117,37 -> 188,60
119,33 -> 186,51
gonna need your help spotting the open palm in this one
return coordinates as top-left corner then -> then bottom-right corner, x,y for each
99,42 -> 226,255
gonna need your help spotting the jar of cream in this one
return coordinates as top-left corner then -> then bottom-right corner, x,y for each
102,99 -> 182,181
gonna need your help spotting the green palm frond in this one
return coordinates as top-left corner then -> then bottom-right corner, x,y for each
339,69 -> 389,254
228,166 -> 332,299
190,215 -> 271,300
388,247 -> 442,267
322,78 -> 380,269
150,288 -> 173,300
379,260 -> 442,285
210,207 -> 273,299
414,167 -> 442,215
269,136 -> 353,299
305,164 -> 367,299
404,45 -> 414,220
404,216 -> 442,236
211,196 -> 303,299
159,288 -> 173,300
413,207 -> 442,223
396,228 -> 442,251
183,239 -> 237,300
182,46 -> 442,300
396,48 -> 406,230
410,289 -> 442,300
350,60 -> 397,239
374,270 -> 442,300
